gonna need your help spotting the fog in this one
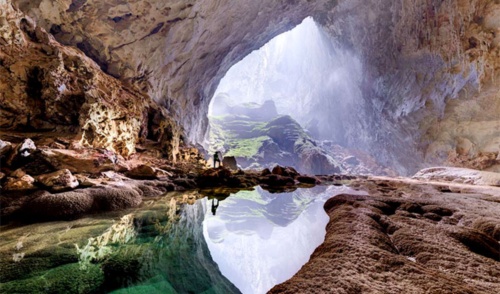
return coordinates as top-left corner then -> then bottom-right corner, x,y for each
209,17 -> 363,142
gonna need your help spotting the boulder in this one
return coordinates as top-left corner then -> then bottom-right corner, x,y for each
7,138 -> 37,167
260,174 -> 295,187
36,169 -> 79,192
222,156 -> 238,170
272,165 -> 299,178
126,164 -> 171,179
40,149 -> 126,174
197,168 -> 233,187
296,175 -> 320,185
261,168 -> 271,176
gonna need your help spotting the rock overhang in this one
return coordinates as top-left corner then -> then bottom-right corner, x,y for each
5,0 -> 500,175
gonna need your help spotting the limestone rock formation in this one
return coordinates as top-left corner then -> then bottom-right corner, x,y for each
270,178 -> 500,293
36,168 -> 79,192
1,0 -> 500,174
1,1 -> 181,159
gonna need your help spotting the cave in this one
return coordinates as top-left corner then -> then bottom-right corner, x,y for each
1,1 -> 500,293
206,17 -> 373,175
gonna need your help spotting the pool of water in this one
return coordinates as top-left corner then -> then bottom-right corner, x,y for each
0,185 -> 364,294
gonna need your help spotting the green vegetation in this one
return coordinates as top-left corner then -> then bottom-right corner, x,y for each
0,263 -> 104,294
208,114 -> 268,159
224,136 -> 270,158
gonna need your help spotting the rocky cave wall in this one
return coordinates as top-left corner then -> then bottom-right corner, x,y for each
319,0 -> 500,174
4,0 -> 500,174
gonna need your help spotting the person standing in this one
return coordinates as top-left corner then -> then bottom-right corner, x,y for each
213,151 -> 221,168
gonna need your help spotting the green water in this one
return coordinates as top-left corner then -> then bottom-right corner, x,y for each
0,191 -> 239,294
0,185 -> 361,294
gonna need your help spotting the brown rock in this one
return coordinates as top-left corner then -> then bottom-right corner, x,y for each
222,156 -> 238,171
36,169 -> 79,192
10,168 -> 27,178
127,164 -> 171,179
3,175 -> 36,191
40,149 -> 122,174
296,175 -> 320,185
197,168 -> 233,187
260,174 -> 295,187
260,168 -> 271,176
20,185 -> 142,220
271,165 -> 298,178
6,139 -> 36,167
127,164 -> 156,179
0,139 -> 12,157
74,174 -> 98,187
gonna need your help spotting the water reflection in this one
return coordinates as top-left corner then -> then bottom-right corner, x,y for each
203,185 -> 365,294
0,186 -> 365,294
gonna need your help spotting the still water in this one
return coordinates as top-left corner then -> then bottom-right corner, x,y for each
0,185 -> 362,294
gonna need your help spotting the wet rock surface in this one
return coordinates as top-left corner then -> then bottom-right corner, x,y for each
270,176 -> 500,294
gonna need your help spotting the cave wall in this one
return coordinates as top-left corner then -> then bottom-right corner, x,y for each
12,0 -> 327,143
316,0 -> 500,174
4,0 -> 500,174
0,0 -> 180,159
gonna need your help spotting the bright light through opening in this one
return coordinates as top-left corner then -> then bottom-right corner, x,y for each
206,17 -> 370,175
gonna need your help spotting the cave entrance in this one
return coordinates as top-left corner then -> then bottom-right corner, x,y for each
207,17 -> 373,174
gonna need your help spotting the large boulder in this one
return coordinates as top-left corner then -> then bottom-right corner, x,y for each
222,156 -> 238,171
36,169 -> 79,192
40,149 -> 127,174
196,168 -> 233,187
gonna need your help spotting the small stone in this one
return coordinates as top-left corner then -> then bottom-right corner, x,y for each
7,138 -> 37,166
3,175 -> 37,191
10,168 -> 27,178
49,141 -> 67,149
74,174 -> 97,187
36,169 -> 79,192
0,139 -> 12,157
127,164 -> 157,179
18,139 -> 37,157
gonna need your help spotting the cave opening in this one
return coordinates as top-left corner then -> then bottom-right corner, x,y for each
206,17 -> 381,175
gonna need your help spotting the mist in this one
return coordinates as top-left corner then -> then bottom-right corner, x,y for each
209,17 -> 363,143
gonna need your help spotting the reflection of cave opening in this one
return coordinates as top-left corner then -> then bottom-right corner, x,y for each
207,17 -> 383,175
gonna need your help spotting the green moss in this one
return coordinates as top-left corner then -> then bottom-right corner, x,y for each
224,136 -> 269,158
0,263 -> 104,294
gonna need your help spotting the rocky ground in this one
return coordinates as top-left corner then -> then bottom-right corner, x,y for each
1,132 -> 499,293
0,131 -> 333,224
270,175 -> 500,294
